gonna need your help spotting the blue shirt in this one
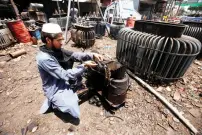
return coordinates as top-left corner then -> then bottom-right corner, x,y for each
36,50 -> 93,100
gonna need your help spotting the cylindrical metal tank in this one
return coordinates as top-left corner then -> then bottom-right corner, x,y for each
110,22 -> 125,39
116,21 -> 201,83
7,20 -> 31,43
71,24 -> 95,48
0,28 -> 15,49
183,21 -> 202,57
85,61 -> 128,106
88,17 -> 106,37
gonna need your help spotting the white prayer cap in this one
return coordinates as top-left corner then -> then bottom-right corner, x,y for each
42,23 -> 62,34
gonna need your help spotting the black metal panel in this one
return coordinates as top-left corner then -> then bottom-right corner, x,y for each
183,21 -> 202,57
116,28 -> 201,83
134,20 -> 186,38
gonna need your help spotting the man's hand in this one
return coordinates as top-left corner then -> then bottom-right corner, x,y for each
84,61 -> 97,68
92,53 -> 104,61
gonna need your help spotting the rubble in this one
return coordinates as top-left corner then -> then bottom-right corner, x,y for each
0,32 -> 201,135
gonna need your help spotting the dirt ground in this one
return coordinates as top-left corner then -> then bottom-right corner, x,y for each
0,34 -> 202,135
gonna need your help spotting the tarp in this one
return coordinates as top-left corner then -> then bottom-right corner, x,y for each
120,0 -> 142,20
177,2 -> 202,7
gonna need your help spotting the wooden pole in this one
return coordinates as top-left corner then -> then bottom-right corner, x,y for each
127,70 -> 199,134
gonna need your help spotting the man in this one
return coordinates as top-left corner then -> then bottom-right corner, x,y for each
36,23 -> 103,118
70,4 -> 78,23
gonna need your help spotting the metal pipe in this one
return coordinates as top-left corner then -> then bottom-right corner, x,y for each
10,0 -> 20,19
65,0 -> 71,42
77,0 -> 80,16
56,0 -> 62,26
73,0 -> 75,20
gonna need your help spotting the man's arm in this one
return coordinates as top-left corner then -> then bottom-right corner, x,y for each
63,49 -> 103,62
71,52 -> 93,62
38,57 -> 86,81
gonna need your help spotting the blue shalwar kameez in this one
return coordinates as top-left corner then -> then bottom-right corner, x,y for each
36,50 -> 93,118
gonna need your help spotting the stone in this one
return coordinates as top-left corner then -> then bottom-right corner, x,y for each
13,56 -> 21,62
27,121 -> 38,132
109,121 -> 115,125
25,98 -> 33,103
67,132 -> 74,135
173,90 -> 181,101
32,126 -> 38,133
194,60 -> 202,66
173,117 -> 180,123
100,111 -> 104,116
198,67 -> 202,70
109,117 -> 114,121
156,86 -> 163,92
6,91 -> 12,96
145,98 -> 152,103
166,87 -> 172,92
27,119 -> 31,124
68,125 -> 76,132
